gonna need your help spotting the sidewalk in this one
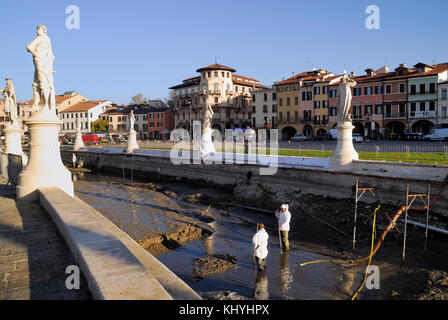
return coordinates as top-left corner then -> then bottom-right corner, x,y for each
0,178 -> 90,300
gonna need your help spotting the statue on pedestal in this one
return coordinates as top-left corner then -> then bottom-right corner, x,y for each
337,76 -> 357,124
26,25 -> 56,113
0,78 -> 18,127
200,104 -> 215,158
129,110 -> 136,132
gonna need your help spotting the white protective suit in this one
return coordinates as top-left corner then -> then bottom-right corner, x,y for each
275,206 -> 291,231
252,228 -> 269,259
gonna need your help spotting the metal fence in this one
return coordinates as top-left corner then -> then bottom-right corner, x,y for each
286,141 -> 448,164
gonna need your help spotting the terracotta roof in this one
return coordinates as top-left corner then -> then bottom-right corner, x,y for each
232,79 -> 267,88
22,94 -> 79,105
196,63 -> 236,73
232,74 -> 258,82
183,76 -> 201,81
61,100 -> 108,112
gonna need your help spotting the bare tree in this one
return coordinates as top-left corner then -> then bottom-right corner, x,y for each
130,93 -> 148,104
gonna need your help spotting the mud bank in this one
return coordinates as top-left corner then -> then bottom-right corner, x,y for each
73,172 -> 448,300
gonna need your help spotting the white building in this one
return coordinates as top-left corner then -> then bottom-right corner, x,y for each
251,88 -> 278,129
60,100 -> 112,133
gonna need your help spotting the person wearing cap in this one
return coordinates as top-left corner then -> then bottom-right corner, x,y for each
252,223 -> 269,271
275,204 -> 291,251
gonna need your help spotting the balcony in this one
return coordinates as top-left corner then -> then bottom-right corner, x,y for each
277,119 -> 298,124
410,111 -> 436,119
300,118 -> 313,123
384,112 -> 407,119
352,115 -> 363,120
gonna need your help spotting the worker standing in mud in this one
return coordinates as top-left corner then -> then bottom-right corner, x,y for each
275,204 -> 291,251
252,223 -> 269,271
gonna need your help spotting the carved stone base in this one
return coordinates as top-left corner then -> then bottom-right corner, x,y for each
4,124 -> 28,166
126,130 -> 139,153
200,127 -> 215,158
330,122 -> 359,170
16,109 -> 73,201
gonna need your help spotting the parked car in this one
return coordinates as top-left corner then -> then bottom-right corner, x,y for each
290,133 -> 307,142
312,133 -> 331,141
82,134 -> 99,145
353,133 -> 364,143
365,132 -> 383,141
400,132 -> 423,141
423,128 -> 448,141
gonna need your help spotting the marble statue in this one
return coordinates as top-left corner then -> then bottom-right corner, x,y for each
129,110 -> 136,132
26,25 -> 56,112
203,104 -> 214,130
337,76 -> 357,123
76,118 -> 81,132
200,104 -> 215,158
0,78 -> 18,127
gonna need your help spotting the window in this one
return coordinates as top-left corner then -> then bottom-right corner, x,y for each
442,88 -> 448,100
385,85 -> 392,94
286,111 -> 290,121
323,86 -> 328,94
314,87 -> 320,95
429,101 -> 435,111
375,104 -> 382,114
214,83 -> 219,91
279,112 -> 283,120
294,97 -> 298,105
264,93 -> 267,101
314,101 -> 320,109
221,72 -> 225,77
374,85 -> 383,95
214,72 -> 218,77
353,105 -> 361,116
272,92 -> 277,100
365,105 -> 372,115
323,100 -> 328,108
430,83 -> 436,93
286,97 -> 290,106
442,106 -> 447,118
252,95 -> 256,102
420,102 -> 426,111
353,88 -> 361,96
263,105 -> 268,113
279,98 -> 283,106
410,103 -> 416,112
330,89 -> 337,98
411,84 -> 416,94
294,111 -> 299,121
364,87 -> 372,95
302,92 -> 306,101
399,83 -> 406,93
272,104 -> 277,112
420,83 -> 425,94
330,107 -> 337,116
307,91 -> 312,100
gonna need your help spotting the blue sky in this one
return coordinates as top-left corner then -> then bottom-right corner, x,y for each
0,0 -> 447,105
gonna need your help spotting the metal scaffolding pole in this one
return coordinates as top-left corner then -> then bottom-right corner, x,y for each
353,180 -> 378,253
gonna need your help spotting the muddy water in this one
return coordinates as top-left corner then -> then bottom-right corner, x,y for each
72,173 -> 364,300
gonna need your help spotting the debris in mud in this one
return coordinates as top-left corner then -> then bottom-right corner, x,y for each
416,271 -> 448,300
138,223 -> 213,255
193,254 -> 238,280
184,193 -> 202,203
202,291 -> 249,300
163,190 -> 177,197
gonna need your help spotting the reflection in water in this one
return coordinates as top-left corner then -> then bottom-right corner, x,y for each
254,270 -> 269,300
204,235 -> 214,255
280,251 -> 293,293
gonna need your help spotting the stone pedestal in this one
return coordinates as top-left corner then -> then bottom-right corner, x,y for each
200,127 -> 215,158
73,131 -> 85,151
330,122 -> 359,170
16,109 -> 73,201
126,130 -> 139,153
4,125 -> 28,166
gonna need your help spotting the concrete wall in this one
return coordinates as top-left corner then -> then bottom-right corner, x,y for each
61,149 -> 448,214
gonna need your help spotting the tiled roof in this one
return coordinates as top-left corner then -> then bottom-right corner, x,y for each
61,100 -> 108,112
22,94 -> 78,105
196,63 -> 236,73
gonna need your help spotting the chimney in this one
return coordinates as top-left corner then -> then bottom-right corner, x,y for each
292,72 -> 295,77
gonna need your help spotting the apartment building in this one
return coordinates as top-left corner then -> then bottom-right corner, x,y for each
169,63 -> 266,134
251,88 -> 277,129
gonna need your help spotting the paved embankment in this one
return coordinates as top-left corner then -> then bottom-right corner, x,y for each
0,178 -> 90,300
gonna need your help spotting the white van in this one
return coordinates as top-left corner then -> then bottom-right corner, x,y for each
423,128 -> 448,141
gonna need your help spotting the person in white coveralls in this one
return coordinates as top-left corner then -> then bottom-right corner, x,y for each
252,223 -> 269,271
275,204 -> 291,251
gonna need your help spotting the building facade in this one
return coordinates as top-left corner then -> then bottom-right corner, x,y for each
169,63 -> 266,134
60,100 -> 112,134
251,88 -> 278,129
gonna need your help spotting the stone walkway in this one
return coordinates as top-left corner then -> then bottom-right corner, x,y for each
0,178 -> 90,300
